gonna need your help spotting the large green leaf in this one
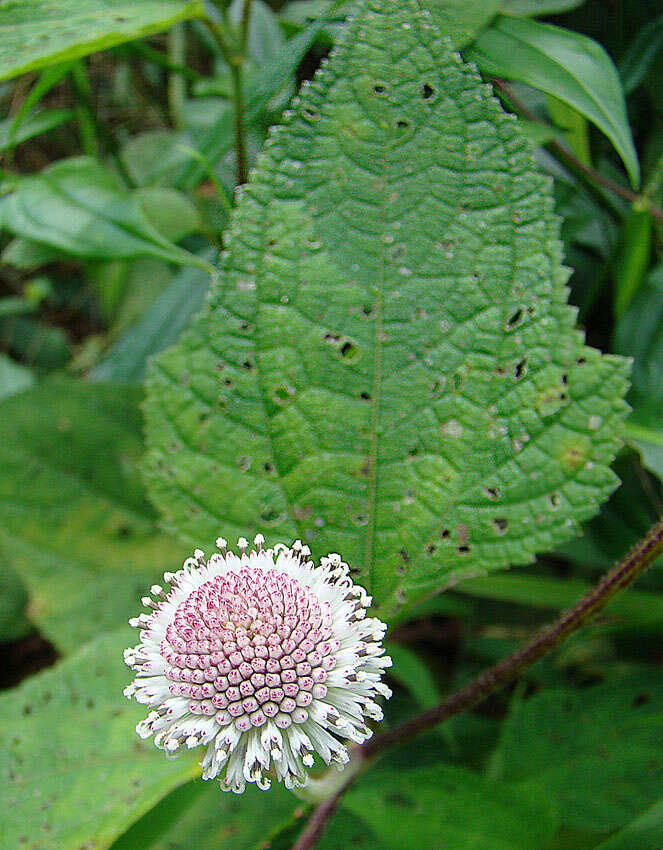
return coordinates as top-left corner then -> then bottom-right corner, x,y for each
144,0 -> 629,620
468,16 -> 640,188
491,670 -> 663,834
0,157 -> 211,270
0,628 -> 199,850
336,762 -> 556,849
0,0 -> 203,82
0,379 -> 183,652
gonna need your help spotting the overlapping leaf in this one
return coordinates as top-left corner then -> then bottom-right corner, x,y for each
144,0 -> 629,619
469,15 -> 640,187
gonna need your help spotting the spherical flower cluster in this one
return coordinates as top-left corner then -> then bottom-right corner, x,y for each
123,535 -> 392,793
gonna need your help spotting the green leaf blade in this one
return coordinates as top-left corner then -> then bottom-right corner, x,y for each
144,0 -> 629,618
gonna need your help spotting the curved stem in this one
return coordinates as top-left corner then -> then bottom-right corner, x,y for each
292,789 -> 345,850
293,517 -> 663,849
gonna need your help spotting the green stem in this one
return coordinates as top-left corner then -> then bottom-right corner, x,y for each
168,24 -> 187,130
293,517 -> 663,850
201,3 -> 252,186
233,0 -> 252,185
69,62 -> 99,157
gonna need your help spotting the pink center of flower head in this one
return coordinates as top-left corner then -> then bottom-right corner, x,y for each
162,566 -> 335,731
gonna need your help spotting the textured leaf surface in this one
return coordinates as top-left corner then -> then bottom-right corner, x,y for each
0,628 -> 199,850
0,379 -> 183,652
0,0 -> 203,82
144,0 -> 629,618
491,670 -> 663,833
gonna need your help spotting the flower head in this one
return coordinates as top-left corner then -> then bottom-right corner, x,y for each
124,535 -> 391,792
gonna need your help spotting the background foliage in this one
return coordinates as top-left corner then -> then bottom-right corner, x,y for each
1,0 -> 663,848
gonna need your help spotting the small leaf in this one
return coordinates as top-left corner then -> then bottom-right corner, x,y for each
0,628 -> 199,850
0,157 -> 211,270
425,0 -> 502,48
91,256 -> 213,383
145,0 -> 629,619
136,187 -> 202,243
0,353 -> 35,399
384,641 -> 440,707
612,206 -> 653,319
0,315 -> 71,371
469,15 -> 640,188
0,0 -> 204,81
500,0 -> 588,16
176,22 -> 324,189
0,379 -> 184,652
595,798 -> 663,850
459,572 -> 663,631
2,237 -> 69,271
614,264 -> 663,479
0,555 -> 30,642
120,130 -> 196,187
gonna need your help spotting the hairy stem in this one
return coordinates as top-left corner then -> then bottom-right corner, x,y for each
292,789 -> 346,850
294,516 -> 663,850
